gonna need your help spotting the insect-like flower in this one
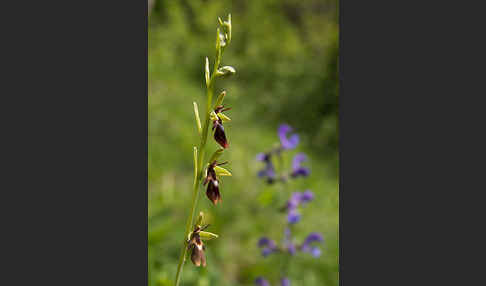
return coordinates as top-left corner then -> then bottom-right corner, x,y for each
256,152 -> 276,184
278,124 -> 299,150
300,232 -> 324,258
188,224 -> 209,267
203,160 -> 229,204
258,237 -> 278,257
212,106 -> 231,149
290,153 -> 310,178
281,277 -> 291,286
255,277 -> 270,286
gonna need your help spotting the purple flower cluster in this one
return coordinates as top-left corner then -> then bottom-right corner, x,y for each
258,237 -> 278,257
257,190 -> 324,261
255,124 -> 323,286
256,124 -> 309,184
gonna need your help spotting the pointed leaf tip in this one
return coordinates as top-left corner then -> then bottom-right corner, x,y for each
214,165 -> 232,176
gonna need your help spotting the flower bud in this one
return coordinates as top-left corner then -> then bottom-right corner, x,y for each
215,66 -> 236,78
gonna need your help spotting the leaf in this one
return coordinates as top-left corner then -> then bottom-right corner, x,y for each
214,166 -> 232,176
193,102 -> 202,135
193,147 -> 198,183
199,231 -> 219,241
205,57 -> 210,87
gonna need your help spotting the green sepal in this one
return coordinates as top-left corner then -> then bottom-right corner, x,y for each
199,231 -> 219,241
214,90 -> 226,108
217,113 -> 231,122
214,165 -> 232,176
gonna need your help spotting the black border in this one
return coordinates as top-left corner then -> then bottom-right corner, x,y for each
2,1 -> 148,284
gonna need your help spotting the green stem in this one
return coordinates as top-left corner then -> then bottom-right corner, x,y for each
174,172 -> 200,286
174,56 -> 219,286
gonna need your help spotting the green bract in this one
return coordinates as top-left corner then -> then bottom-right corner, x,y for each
214,165 -> 232,176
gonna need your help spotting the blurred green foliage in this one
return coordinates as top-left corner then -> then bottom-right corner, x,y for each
149,0 -> 338,285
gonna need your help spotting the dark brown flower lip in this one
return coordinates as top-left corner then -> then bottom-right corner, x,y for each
206,179 -> 222,204
188,224 -> 210,267
213,120 -> 229,149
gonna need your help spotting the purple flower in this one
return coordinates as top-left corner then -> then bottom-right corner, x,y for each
255,277 -> 270,286
258,237 -> 277,257
262,248 -> 274,257
290,153 -> 310,178
258,163 -> 275,179
311,247 -> 322,257
300,190 -> 314,203
258,237 -> 272,247
286,191 -> 314,209
278,124 -> 299,149
257,153 -> 277,184
284,191 -> 315,224
281,278 -> 290,286
287,210 -> 301,224
304,232 -> 324,244
286,192 -> 301,210
256,153 -> 267,161
300,232 -> 324,257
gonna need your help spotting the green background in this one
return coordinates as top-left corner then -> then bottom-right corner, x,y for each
149,0 -> 338,285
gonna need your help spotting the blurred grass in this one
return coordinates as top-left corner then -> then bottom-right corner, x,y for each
149,1 -> 338,285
